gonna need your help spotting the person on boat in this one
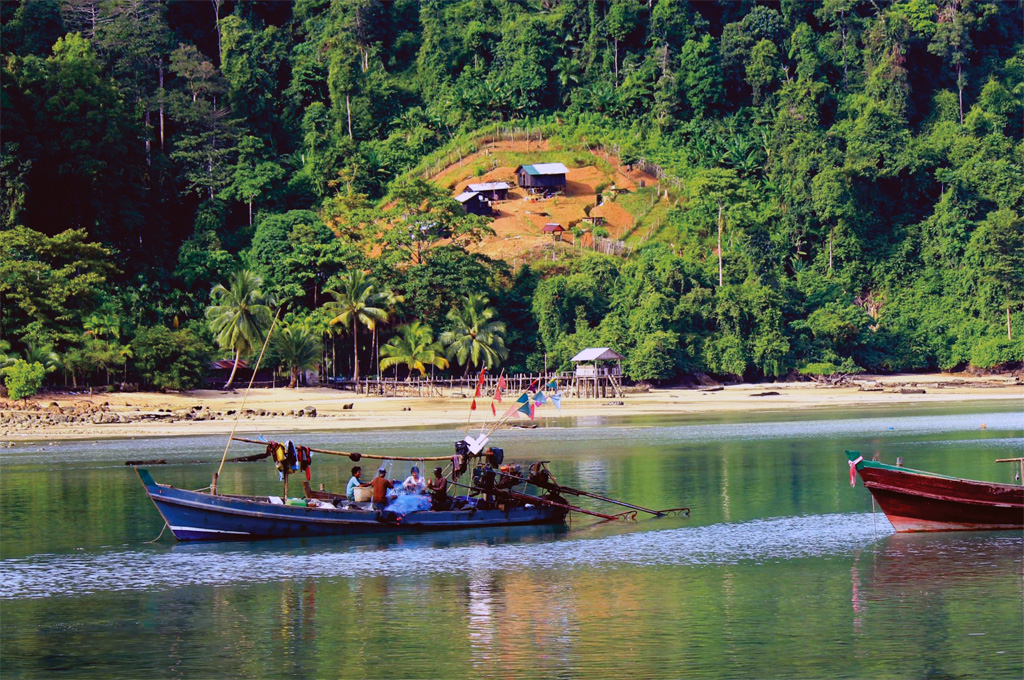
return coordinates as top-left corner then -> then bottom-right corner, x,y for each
346,466 -> 371,501
370,467 -> 394,510
427,466 -> 449,510
402,466 -> 427,494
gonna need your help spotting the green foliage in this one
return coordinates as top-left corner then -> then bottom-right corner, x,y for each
3,360 -> 46,401
379,321 -> 449,377
440,293 -> 508,373
205,270 -> 274,388
2,0 -> 1022,386
272,322 -> 323,388
132,324 -> 211,391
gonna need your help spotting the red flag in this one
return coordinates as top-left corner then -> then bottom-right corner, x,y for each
491,402 -> 496,416
529,401 -> 536,420
474,366 -> 487,398
495,374 -> 506,402
471,398 -> 477,411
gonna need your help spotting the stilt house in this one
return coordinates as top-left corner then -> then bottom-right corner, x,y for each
515,163 -> 568,193
569,347 -> 624,398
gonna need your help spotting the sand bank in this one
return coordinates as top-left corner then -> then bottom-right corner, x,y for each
2,373 -> 1020,444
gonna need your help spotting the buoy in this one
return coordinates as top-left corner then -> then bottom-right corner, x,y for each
980,424 -> 987,429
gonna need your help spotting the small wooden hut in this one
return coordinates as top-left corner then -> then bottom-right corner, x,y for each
455,190 -> 492,216
569,347 -> 624,398
467,182 -> 511,201
515,163 -> 568,193
541,222 -> 565,242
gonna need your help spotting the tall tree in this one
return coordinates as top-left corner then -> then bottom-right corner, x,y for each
440,293 -> 508,373
379,321 -> 449,378
323,270 -> 387,383
690,169 -> 745,287
205,270 -> 274,389
273,323 -> 322,388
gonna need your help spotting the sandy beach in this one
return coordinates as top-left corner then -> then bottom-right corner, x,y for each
2,372 -> 1021,443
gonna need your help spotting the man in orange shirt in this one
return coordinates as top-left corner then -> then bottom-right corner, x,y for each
370,467 -> 393,510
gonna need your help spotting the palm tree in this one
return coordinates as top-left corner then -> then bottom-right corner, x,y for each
206,270 -> 274,389
22,343 -> 61,374
273,324 -> 323,388
323,270 -> 388,384
440,293 -> 508,374
379,322 -> 449,378
371,288 -> 405,380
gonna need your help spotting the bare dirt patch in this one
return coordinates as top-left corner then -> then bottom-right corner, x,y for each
428,141 -> 659,263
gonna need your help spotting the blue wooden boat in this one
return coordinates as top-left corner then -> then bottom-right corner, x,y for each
137,469 -> 569,541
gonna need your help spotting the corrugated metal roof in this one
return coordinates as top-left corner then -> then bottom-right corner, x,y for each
520,162 -> 568,176
209,359 -> 248,370
467,182 -> 510,192
454,191 -> 480,202
541,223 -> 565,233
570,347 -> 624,362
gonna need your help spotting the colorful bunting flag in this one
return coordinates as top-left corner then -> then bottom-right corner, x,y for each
473,366 -> 487,398
517,402 -> 531,418
550,393 -> 562,411
534,391 -> 547,406
491,402 -> 496,416
516,392 -> 530,404
495,374 -> 506,402
546,379 -> 558,391
529,401 -> 535,420
470,398 -> 477,411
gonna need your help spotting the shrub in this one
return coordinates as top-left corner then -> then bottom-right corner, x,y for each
133,325 -> 212,391
969,336 -> 1024,369
3,360 -> 46,401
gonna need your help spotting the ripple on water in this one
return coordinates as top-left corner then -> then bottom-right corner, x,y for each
1,513 -> 894,600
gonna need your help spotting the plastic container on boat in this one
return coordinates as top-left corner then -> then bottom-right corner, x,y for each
353,487 -> 373,502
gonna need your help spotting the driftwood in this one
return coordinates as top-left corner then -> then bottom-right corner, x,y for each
125,459 -> 166,466
749,391 -> 780,397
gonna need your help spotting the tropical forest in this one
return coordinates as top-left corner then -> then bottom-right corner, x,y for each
2,0 -> 1022,398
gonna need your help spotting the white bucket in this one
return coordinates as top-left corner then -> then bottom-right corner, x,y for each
353,486 -> 373,502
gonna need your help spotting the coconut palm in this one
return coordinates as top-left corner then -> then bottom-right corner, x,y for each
323,270 -> 387,384
273,324 -> 323,388
22,342 -> 61,374
371,288 -> 405,380
440,293 -> 508,374
379,322 -> 449,378
206,270 -> 274,389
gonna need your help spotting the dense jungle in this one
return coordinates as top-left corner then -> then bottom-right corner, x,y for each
1,0 -> 1022,396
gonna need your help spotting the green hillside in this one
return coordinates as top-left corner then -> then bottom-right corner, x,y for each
1,0 -> 1022,393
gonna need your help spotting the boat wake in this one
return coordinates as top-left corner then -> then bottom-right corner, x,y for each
1,513 -> 890,600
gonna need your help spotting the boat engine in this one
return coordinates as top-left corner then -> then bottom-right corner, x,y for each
497,463 -> 522,490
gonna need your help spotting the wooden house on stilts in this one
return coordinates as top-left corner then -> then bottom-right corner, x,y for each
569,347 -> 625,398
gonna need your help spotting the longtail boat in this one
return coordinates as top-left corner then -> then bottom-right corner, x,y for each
137,467 -> 570,541
845,450 -> 1024,532
135,435 -> 674,541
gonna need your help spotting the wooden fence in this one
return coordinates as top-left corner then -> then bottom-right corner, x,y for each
331,372 -> 575,398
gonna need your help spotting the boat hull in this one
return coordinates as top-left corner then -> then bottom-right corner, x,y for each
847,453 -> 1024,532
138,469 -> 568,541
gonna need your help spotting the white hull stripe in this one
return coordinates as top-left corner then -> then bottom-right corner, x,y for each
169,525 -> 251,535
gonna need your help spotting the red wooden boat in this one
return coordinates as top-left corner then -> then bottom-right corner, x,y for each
845,451 -> 1024,532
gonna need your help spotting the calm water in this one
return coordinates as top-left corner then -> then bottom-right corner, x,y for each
1,401 -> 1022,678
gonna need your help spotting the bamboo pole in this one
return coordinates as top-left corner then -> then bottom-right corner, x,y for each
212,309 -> 281,494
230,437 -> 455,462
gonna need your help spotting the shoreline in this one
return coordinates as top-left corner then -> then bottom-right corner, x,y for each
2,373 -> 1021,444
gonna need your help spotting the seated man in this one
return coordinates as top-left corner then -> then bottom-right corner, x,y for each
402,465 -> 427,494
427,466 -> 449,510
346,465 -> 371,501
370,467 -> 394,511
